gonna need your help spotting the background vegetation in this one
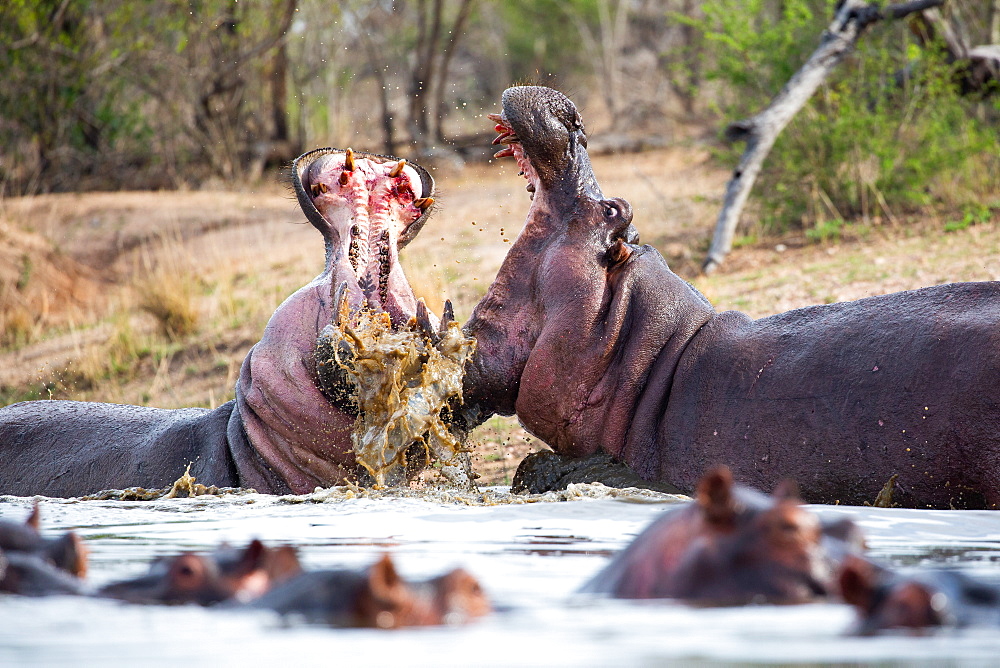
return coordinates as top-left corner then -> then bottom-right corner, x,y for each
4,1 -> 994,215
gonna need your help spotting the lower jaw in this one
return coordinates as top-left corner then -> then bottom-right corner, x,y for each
325,259 -> 421,330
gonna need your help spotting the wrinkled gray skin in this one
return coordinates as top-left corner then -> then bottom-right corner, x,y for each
0,148 -> 434,497
462,85 -> 1000,509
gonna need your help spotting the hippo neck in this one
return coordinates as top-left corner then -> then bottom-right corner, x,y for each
460,210 -> 558,426
519,249 -> 716,479
617,267 -> 717,479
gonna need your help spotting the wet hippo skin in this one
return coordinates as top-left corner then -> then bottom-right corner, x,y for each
460,85 -> 1000,509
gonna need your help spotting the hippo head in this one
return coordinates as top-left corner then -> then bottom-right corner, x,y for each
291,147 -> 436,325
462,86 -> 713,473
98,539 -> 297,606
233,149 -> 444,493
838,558 -> 1000,633
584,467 -> 865,605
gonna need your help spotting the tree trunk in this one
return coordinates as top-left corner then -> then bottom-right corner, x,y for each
432,0 -> 476,143
408,0 -> 444,149
992,0 -> 1000,45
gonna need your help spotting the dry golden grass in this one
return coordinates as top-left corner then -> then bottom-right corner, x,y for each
0,145 -> 996,483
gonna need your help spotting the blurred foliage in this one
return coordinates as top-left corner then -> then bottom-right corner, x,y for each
0,0 -> 997,242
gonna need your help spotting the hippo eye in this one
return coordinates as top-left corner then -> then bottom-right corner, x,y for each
603,203 -> 619,219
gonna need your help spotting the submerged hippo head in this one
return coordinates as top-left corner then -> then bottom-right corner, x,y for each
463,87 -> 710,473
582,467 -> 864,605
838,557 -> 1000,633
98,539 -> 301,606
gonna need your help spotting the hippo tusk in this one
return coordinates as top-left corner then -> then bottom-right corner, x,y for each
332,280 -> 351,327
607,239 -> 632,265
389,160 -> 406,178
344,147 -> 356,171
415,299 -> 438,342
440,300 -> 455,335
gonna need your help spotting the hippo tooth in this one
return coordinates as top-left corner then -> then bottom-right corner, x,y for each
388,160 -> 406,177
440,300 -> 455,334
499,134 -> 519,145
416,300 -> 437,341
349,240 -> 360,272
608,239 -> 631,264
318,182 -> 329,194
487,113 -> 504,123
310,183 -> 320,196
378,230 -> 391,305
344,147 -> 356,171
493,147 -> 515,159
414,197 -> 434,210
526,183 -> 536,193
339,171 -> 350,186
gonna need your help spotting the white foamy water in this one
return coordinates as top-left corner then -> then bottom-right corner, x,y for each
2,487 -> 1000,667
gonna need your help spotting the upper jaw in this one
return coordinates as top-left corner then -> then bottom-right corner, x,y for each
490,86 -> 601,203
292,147 -> 435,248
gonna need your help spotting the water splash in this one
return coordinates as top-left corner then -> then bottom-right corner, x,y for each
318,308 -> 476,489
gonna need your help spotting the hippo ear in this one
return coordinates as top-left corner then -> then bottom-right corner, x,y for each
268,545 -> 303,583
837,555 -> 878,612
368,554 -> 404,600
45,532 -> 89,578
233,539 -> 267,576
772,478 -> 801,502
696,466 -> 735,525
169,554 -> 208,592
25,502 -> 40,531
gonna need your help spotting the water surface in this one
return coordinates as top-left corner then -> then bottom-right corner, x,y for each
2,487 -> 1000,667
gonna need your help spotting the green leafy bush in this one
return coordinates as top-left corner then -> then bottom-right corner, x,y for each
698,0 -> 1000,235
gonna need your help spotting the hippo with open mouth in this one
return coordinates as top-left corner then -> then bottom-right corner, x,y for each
0,148 -> 441,496
461,85 -> 1000,509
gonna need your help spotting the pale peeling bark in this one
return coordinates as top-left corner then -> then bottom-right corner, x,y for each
702,0 -> 945,274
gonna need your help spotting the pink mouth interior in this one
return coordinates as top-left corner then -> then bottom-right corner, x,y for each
490,115 -> 540,199
302,151 -> 431,316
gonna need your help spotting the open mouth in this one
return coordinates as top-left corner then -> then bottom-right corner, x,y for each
489,113 -> 540,201
292,147 -> 435,325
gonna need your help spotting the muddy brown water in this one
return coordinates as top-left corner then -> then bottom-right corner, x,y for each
2,485 -> 1000,666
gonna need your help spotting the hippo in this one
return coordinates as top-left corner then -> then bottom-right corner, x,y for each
0,503 -> 89,577
99,539 -> 302,606
838,556 -> 1000,633
459,85 -> 1000,509
0,504 -> 89,596
0,148 -> 442,496
581,467 -> 864,604
0,548 -> 86,597
249,553 -> 491,628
